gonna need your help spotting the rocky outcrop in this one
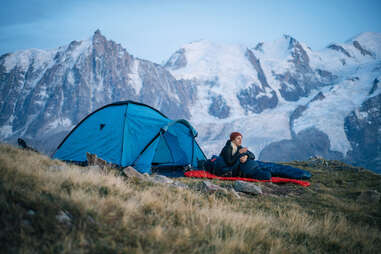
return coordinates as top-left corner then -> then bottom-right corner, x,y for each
344,94 -> 381,173
233,181 -> 262,195
369,78 -> 379,96
353,41 -> 374,57
208,94 -> 230,119
289,91 -> 325,138
164,48 -> 187,70
271,36 -> 336,102
327,44 -> 352,57
237,49 -> 278,113
259,127 -> 344,162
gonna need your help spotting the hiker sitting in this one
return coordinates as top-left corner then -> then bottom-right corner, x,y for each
216,132 -> 311,180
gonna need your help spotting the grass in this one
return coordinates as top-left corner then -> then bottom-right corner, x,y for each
0,143 -> 380,253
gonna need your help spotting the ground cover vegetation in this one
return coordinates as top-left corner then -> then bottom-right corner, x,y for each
0,144 -> 380,253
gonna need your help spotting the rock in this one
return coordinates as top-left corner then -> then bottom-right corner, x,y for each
86,152 -> 112,169
123,166 -> 145,180
171,181 -> 188,189
357,190 -> 381,203
233,181 -> 262,195
87,215 -> 97,225
151,175 -> 174,184
56,210 -> 72,225
27,209 -> 36,216
230,188 -> 241,199
201,181 -> 228,194
22,219 -> 31,226
311,183 -> 325,192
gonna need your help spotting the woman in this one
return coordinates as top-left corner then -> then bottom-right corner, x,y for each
219,132 -> 311,180
220,132 -> 271,180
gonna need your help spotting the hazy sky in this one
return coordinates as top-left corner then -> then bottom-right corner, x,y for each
1,0 -> 380,63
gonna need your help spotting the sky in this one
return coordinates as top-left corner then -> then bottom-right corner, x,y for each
1,0 -> 381,64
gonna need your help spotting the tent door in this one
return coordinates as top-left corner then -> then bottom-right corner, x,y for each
152,131 -> 188,166
152,133 -> 174,164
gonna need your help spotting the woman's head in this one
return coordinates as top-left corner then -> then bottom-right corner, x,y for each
230,132 -> 242,146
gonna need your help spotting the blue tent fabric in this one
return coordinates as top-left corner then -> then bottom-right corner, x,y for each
53,101 -> 207,174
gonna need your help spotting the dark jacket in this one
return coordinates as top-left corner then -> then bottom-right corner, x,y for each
220,140 -> 255,166
216,140 -> 255,176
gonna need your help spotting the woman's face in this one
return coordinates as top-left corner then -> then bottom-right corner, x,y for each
232,135 -> 242,146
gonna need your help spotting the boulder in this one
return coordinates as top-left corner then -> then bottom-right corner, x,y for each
123,166 -> 145,180
56,210 -> 72,225
201,181 -> 228,194
171,181 -> 188,189
151,175 -> 174,184
234,181 -> 262,195
357,190 -> 381,203
230,188 -> 241,199
86,152 -> 112,169
27,209 -> 36,216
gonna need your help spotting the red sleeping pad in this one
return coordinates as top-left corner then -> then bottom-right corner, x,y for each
184,170 -> 310,187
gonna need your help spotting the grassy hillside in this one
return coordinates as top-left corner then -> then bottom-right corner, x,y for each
0,144 -> 380,253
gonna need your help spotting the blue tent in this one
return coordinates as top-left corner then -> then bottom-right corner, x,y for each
53,101 -> 206,174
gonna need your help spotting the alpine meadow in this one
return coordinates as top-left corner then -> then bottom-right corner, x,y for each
1,144 -> 381,253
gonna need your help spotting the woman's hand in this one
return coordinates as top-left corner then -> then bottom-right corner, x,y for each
239,147 -> 248,154
240,155 -> 248,163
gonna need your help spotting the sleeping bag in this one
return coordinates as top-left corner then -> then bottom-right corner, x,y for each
203,155 -> 311,180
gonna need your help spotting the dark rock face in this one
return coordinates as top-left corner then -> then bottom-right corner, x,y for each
254,42 -> 264,52
263,91 -> 343,163
272,36 -> 336,102
310,91 -> 326,103
274,71 -> 309,101
208,95 -> 230,119
344,94 -> 381,173
0,30 -> 195,154
287,35 -> 311,73
327,44 -> 352,57
164,48 -> 187,70
369,78 -> 379,96
353,41 -> 374,57
316,69 -> 338,84
137,59 -> 194,119
259,127 -> 344,162
238,49 -> 278,113
237,86 -> 278,114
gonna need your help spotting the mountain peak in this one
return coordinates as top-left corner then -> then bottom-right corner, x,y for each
164,48 -> 187,70
346,32 -> 381,43
92,29 -> 106,43
345,32 -> 381,58
283,34 -> 299,49
94,29 -> 102,36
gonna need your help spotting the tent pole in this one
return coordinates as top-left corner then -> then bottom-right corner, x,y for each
120,104 -> 129,166
131,129 -> 163,167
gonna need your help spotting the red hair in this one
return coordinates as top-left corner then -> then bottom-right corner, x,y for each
230,132 -> 242,141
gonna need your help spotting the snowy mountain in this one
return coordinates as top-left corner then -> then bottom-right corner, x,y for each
0,30 -> 380,172
165,33 -> 381,172
0,30 -> 194,154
